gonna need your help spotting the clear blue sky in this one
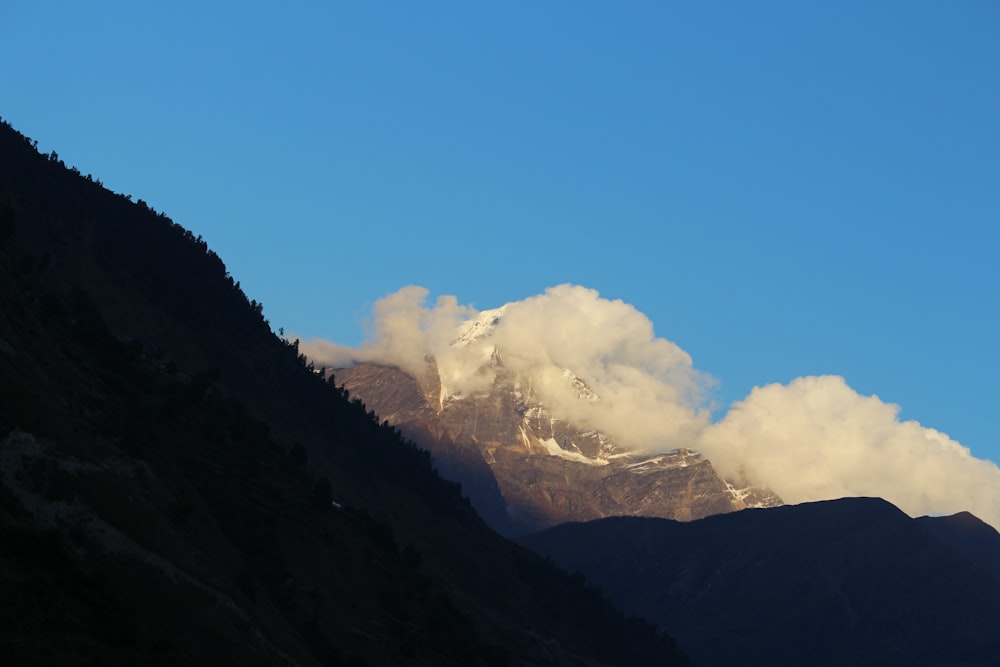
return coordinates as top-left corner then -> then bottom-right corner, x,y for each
3,2 -> 998,465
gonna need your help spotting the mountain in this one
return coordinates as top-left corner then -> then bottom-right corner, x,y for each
333,307 -> 780,537
0,119 -> 690,666
520,497 -> 1000,667
915,511 -> 1000,583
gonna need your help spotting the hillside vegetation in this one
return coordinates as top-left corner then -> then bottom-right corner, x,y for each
0,119 -> 688,666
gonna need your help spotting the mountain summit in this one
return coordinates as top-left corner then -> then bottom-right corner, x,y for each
333,306 -> 780,536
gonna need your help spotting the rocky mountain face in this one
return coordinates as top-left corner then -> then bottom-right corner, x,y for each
333,315 -> 780,536
520,497 -> 1000,667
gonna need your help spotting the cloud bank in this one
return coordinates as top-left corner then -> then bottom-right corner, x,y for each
299,286 -> 475,380
478,285 -> 713,448
301,285 -> 1000,529
698,376 -> 1000,525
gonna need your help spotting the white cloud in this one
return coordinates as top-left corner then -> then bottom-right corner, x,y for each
697,375 -> 1000,528
302,285 -> 1000,529
484,285 -> 713,448
300,285 -> 475,381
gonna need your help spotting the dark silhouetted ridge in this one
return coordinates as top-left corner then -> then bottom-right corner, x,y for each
0,118 -> 688,666
522,497 -> 1000,667
917,510 -> 1000,583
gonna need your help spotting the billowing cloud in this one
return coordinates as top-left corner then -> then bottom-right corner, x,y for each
299,285 -> 475,380
302,284 -> 713,448
698,376 -> 1000,527
302,285 -> 1000,529
482,285 -> 713,448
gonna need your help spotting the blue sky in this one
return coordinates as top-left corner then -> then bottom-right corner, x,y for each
3,2 -> 998,468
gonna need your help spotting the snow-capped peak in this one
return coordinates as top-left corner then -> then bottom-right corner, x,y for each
561,368 -> 599,402
453,306 -> 507,346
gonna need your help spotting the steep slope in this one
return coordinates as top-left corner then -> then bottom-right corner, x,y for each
521,498 -> 1000,667
328,363 -> 519,537
335,347 -> 780,536
0,119 -> 689,666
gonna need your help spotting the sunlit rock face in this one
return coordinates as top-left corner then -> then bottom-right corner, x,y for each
333,357 -> 781,536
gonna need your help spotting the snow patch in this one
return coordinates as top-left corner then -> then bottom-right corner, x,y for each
723,480 -> 773,508
561,368 -> 599,402
453,306 -> 507,346
611,448 -> 703,472
725,481 -> 751,504
539,437 -> 610,466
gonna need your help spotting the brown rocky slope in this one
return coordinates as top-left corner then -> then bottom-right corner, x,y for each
334,359 -> 780,537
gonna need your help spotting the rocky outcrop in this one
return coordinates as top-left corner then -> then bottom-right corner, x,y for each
334,362 -> 780,535
330,362 -> 519,535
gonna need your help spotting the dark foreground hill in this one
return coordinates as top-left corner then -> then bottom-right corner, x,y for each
520,497 -> 1000,667
0,119 -> 688,666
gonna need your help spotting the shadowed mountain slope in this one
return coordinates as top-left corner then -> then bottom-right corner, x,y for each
521,497 -> 1000,667
0,119 -> 688,666
916,510 -> 1000,583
